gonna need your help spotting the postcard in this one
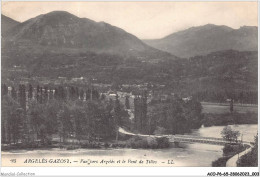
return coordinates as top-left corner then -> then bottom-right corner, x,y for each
1,1 -> 258,176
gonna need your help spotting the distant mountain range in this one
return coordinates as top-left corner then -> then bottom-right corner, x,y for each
144,24 -> 258,58
2,12 -> 257,59
2,11 -> 173,59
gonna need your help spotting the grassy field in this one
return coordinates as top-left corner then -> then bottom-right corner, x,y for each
201,103 -> 258,114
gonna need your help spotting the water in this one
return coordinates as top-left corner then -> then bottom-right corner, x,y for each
2,124 -> 257,167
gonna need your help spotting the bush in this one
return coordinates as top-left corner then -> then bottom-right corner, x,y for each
157,137 -> 170,148
237,134 -> 258,167
223,143 -> 246,156
81,142 -> 102,149
212,143 -> 248,167
126,136 -> 169,149
212,156 -> 230,167
146,137 -> 158,149
237,150 -> 258,167
153,126 -> 168,135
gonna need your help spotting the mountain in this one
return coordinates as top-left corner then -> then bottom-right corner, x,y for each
144,24 -> 258,58
3,11 -> 173,59
1,14 -> 20,36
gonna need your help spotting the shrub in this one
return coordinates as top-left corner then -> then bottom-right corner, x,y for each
157,137 -> 170,148
212,156 -> 230,167
223,143 -> 246,156
126,136 -> 169,149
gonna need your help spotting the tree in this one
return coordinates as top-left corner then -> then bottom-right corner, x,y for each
114,94 -> 122,126
92,89 -> 99,100
148,97 -> 203,135
69,86 -> 76,100
36,85 -> 40,102
19,84 -> 26,110
28,84 -> 33,100
44,100 -> 60,143
28,100 -> 42,141
79,89 -> 84,100
54,88 -> 58,100
39,87 -> 43,103
125,95 -> 130,109
100,93 -> 106,100
134,91 -> 148,133
11,86 -> 17,100
86,89 -> 91,101
1,95 -> 22,144
57,109 -> 65,145
58,86 -> 66,100
230,99 -> 234,113
75,87 -> 79,100
49,88 -> 54,100
221,126 -> 240,142
2,84 -> 8,97
43,86 -> 48,103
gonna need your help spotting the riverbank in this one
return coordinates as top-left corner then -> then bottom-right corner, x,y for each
1,136 -> 170,151
202,112 -> 257,127
2,124 -> 257,167
226,145 -> 252,167
212,143 -> 249,167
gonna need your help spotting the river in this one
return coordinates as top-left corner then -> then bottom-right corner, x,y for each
1,124 -> 257,167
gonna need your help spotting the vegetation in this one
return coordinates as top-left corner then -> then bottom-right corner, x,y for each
202,112 -> 257,127
212,143 -> 248,167
125,136 -> 170,149
2,81 -> 206,150
2,50 -> 257,104
211,127 -> 256,167
148,97 -> 203,134
237,134 -> 258,167
1,84 -> 130,148
221,126 -> 240,142
212,156 -> 230,167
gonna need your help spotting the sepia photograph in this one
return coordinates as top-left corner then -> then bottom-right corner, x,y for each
0,1 -> 258,174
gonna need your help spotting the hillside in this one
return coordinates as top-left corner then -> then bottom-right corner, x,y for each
144,24 -> 257,58
1,14 -> 20,36
1,13 -> 257,100
2,49 -> 257,95
3,11 -> 173,59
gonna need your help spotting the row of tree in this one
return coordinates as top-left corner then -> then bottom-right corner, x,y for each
2,83 -> 206,147
2,84 -> 102,106
134,92 -> 148,133
1,84 -> 129,146
192,90 -> 257,104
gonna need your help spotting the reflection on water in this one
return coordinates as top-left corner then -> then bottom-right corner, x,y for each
2,124 -> 257,167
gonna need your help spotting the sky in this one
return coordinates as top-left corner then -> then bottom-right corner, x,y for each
1,1 -> 258,39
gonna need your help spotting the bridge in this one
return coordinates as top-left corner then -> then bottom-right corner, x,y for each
118,127 -> 249,145
168,134 -> 243,145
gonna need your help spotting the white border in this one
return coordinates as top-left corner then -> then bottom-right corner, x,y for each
0,0 -> 259,176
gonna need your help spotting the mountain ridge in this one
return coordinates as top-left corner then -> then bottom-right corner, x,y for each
144,24 -> 258,58
3,11 -> 174,60
1,14 -> 20,36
